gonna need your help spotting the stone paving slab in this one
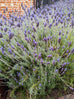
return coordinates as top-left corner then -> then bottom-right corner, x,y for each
58,94 -> 74,99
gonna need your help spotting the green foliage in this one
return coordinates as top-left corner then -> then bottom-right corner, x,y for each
0,0 -> 74,98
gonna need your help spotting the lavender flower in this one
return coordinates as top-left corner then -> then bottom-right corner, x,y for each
64,68 -> 67,71
6,7 -> 8,11
48,23 -> 52,28
68,41 -> 71,47
57,58 -> 60,62
58,37 -> 61,43
8,32 -> 14,39
62,62 -> 66,67
0,32 -> 3,38
34,54 -> 37,57
0,21 -> 2,26
47,55 -> 52,58
23,72 -> 25,75
0,56 -> 1,59
69,87 -> 74,90
1,47 -> 5,55
11,45 -> 15,49
33,26 -> 36,32
38,53 -> 41,59
17,23 -> 21,27
4,27 -> 7,32
0,13 -> 2,18
28,30 -> 31,34
44,22 -> 47,27
62,45 -> 65,49
71,48 -> 74,53
33,68 -> 36,71
15,65 -> 17,69
65,49 -> 69,53
53,60 -> 56,65
33,40 -> 37,46
21,66 -> 23,70
47,62 -> 50,65
3,9 -> 5,13
16,42 -> 20,46
36,21 -> 39,27
39,83 -> 41,87
55,69 -> 58,73
62,33 -> 64,36
0,69 -> 1,72
32,33 -> 35,38
8,48 -> 12,54
13,53 -> 15,57
41,58 -> 43,64
21,45 -> 24,50
59,31 -> 61,35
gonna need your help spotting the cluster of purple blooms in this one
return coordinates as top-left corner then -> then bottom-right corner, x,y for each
0,0 -> 74,95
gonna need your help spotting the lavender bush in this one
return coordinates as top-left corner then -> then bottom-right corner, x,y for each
0,0 -> 74,98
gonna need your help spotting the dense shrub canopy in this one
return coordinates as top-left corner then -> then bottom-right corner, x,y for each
0,0 -> 74,98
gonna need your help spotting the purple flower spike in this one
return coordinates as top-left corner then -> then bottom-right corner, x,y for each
0,32 -> 3,38
39,83 -> 41,87
47,55 -> 52,58
57,58 -> 60,62
55,69 -> 58,73
33,68 -> 36,71
58,37 -> 61,43
68,41 -> 72,47
13,53 -> 15,57
1,47 -> 5,55
62,33 -> 64,36
0,13 -> 2,18
47,62 -> 50,65
21,66 -> 23,70
62,45 -> 65,49
32,33 -> 35,38
11,45 -> 15,49
62,62 -> 66,67
36,21 -> 39,27
0,56 -> 1,59
21,45 -> 24,50
48,23 -> 52,28
41,58 -> 43,64
59,31 -> 61,35
24,48 -> 26,52
33,26 -> 36,32
64,68 -> 67,71
34,54 -> 37,57
6,7 -> 8,11
23,72 -> 25,75
24,32 -> 27,37
66,50 -> 69,53
53,60 -> 55,65
15,65 -> 17,69
38,53 -> 41,59
28,30 -> 31,34
44,22 -> 47,27
16,42 -> 20,46
69,87 -> 74,90
8,48 -> 12,54
67,62 -> 70,65
3,9 -> 5,13
71,48 -> 74,53
33,40 -> 37,46
0,69 -> 1,72
8,32 -> 14,40
4,27 -> 7,32
17,23 -> 21,27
